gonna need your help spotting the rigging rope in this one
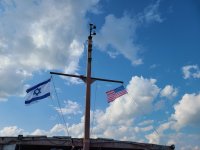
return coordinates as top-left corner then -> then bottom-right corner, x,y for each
50,91 -> 63,126
127,94 -> 160,137
90,81 -> 98,137
49,76 -> 64,126
51,75 -> 70,136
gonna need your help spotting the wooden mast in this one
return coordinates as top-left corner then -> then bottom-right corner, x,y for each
83,23 -> 95,150
50,23 -> 123,150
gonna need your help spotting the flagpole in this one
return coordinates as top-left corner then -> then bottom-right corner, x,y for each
50,24 -> 123,150
83,23 -> 96,150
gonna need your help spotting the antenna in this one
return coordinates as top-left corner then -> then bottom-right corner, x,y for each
89,23 -> 96,36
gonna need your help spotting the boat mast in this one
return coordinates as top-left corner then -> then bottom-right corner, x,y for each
50,24 -> 123,150
83,23 -> 96,150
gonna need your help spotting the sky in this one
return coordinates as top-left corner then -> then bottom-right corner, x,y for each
0,0 -> 200,149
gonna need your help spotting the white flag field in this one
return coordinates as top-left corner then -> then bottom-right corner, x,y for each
25,78 -> 51,104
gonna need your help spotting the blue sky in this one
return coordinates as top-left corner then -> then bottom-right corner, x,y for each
0,0 -> 200,149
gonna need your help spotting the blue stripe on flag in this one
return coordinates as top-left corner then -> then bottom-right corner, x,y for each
26,78 -> 51,93
25,93 -> 50,104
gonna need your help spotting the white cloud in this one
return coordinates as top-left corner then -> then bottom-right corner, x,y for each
140,0 -> 163,24
135,125 -> 154,132
55,100 -> 82,115
31,123 -> 82,137
1,90 -> 200,149
68,122 -> 84,138
47,76 -> 160,140
0,0 -> 164,99
138,120 -> 154,126
0,0 -> 100,100
31,129 -> 47,136
146,131 -> 200,150
146,92 -> 200,147
95,0 -> 163,66
0,126 -> 24,136
145,121 -> 172,144
182,65 -> 200,79
50,124 -> 68,136
171,93 -> 200,130
1,125 -> 200,150
90,76 -> 160,139
95,14 -> 141,66
44,116 -> 84,138
30,76 -> 161,140
160,85 -> 178,99
98,76 -> 159,125
0,57 -> 32,100
1,78 -> 200,149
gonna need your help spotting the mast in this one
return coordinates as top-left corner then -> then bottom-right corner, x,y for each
50,23 -> 123,150
83,24 -> 96,150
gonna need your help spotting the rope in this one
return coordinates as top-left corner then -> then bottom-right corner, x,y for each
49,77 -> 63,126
90,81 -> 98,137
51,75 -> 70,136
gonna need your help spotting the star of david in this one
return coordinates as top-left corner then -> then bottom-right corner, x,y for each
33,87 -> 41,96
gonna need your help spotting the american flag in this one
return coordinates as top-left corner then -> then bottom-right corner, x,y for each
106,85 -> 127,103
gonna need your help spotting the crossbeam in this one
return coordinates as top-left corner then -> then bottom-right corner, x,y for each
50,71 -> 123,84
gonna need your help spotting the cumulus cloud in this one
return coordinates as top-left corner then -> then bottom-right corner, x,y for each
42,76 -> 160,140
0,0 -> 100,100
0,0 -> 164,99
146,92 -> 200,147
1,77 -> 200,150
90,76 -> 160,139
146,131 -> 200,150
182,65 -> 200,79
171,93 -> 200,130
31,122 -> 83,137
160,85 -> 178,99
98,76 -> 159,124
31,116 -> 84,137
31,129 -> 48,136
1,125 -> 200,150
95,0 -> 163,66
173,134 -> 200,150
0,126 -> 24,136
55,100 -> 82,115
0,57 -> 32,100
145,121 -> 172,144
95,14 -> 141,65
1,76 -> 161,139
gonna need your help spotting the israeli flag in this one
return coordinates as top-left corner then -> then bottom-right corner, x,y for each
25,78 -> 51,104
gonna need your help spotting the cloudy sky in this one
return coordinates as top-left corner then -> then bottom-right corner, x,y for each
0,0 -> 200,149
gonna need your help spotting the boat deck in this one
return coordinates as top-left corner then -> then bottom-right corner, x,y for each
0,136 -> 175,150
